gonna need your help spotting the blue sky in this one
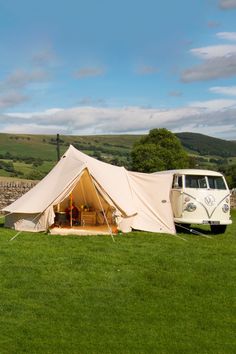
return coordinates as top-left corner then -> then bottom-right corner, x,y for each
0,0 -> 236,139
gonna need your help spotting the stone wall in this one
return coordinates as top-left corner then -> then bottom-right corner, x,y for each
0,181 -> 38,212
231,193 -> 236,209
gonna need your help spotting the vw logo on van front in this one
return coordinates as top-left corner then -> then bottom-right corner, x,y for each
204,195 -> 215,206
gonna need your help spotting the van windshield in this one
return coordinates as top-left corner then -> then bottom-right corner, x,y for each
207,176 -> 226,190
185,175 -> 226,190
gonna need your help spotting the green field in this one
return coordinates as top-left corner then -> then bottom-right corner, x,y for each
1,132 -> 236,181
0,133 -> 140,161
0,133 -> 141,179
0,211 -> 235,354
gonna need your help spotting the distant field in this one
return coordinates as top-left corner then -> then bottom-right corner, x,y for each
12,160 -> 56,179
0,210 -> 235,354
0,133 -> 141,179
176,132 -> 236,157
0,134 -> 60,160
0,133 -> 140,159
0,132 -> 236,180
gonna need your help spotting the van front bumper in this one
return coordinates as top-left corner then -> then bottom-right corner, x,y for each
174,218 -> 232,225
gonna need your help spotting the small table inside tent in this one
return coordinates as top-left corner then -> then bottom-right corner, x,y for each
81,211 -> 96,226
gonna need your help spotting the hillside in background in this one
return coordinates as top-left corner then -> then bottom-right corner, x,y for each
0,133 -> 141,180
176,132 -> 236,157
0,133 -> 141,160
1,131 -> 236,159
0,132 -> 236,184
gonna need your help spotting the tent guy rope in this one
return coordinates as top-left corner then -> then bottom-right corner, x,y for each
91,176 -> 115,242
9,212 -> 42,242
175,223 -> 212,239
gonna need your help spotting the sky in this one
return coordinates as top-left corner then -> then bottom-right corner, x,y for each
0,0 -> 236,140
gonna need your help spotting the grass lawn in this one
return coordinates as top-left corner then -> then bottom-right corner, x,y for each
0,211 -> 235,354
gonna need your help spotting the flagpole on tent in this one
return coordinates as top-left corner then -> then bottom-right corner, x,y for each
56,133 -> 60,161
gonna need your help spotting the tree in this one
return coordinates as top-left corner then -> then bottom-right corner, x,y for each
131,128 -> 189,172
26,170 -> 45,180
219,164 -> 236,189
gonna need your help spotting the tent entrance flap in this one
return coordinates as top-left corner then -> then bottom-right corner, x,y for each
52,169 -> 117,230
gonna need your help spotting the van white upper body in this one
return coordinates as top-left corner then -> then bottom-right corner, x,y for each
154,169 -> 232,227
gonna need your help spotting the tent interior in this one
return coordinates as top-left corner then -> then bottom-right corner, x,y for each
51,169 -> 117,235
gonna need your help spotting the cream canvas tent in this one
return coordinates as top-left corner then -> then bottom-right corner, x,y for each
3,145 -> 176,235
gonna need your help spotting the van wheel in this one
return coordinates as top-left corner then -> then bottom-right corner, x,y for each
210,225 -> 227,234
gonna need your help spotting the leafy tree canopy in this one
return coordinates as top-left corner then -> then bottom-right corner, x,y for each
219,164 -> 236,189
131,128 -> 189,172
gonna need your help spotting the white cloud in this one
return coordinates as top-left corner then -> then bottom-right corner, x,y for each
207,21 -> 221,28
217,32 -> 236,41
190,45 -> 236,59
0,68 -> 51,111
1,99 -> 235,139
219,0 -> 236,9
6,108 -> 63,119
135,65 -> 159,75
74,67 -> 105,79
189,99 -> 236,111
78,97 -> 107,106
169,91 -> 182,97
181,55 -> 236,82
0,69 -> 49,90
173,122 -> 236,139
32,47 -> 56,66
181,33 -> 236,82
209,86 -> 236,96
1,122 -> 72,135
164,107 -> 236,139
0,92 -> 29,109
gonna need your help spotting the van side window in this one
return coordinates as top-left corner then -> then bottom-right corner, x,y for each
172,175 -> 182,188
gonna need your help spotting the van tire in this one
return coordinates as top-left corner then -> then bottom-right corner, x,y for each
210,225 -> 227,234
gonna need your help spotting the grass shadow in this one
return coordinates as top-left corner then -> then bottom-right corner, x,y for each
176,224 -> 212,236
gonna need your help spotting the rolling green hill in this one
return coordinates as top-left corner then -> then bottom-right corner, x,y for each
176,132 -> 236,157
0,132 -> 236,182
0,133 -> 141,161
0,133 -> 141,179
1,132 -> 236,160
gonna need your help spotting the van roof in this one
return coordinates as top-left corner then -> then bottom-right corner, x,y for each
153,169 -> 224,177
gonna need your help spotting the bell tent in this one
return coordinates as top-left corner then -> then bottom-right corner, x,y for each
2,145 -> 176,235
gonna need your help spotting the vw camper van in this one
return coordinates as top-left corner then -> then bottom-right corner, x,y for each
164,169 -> 232,234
